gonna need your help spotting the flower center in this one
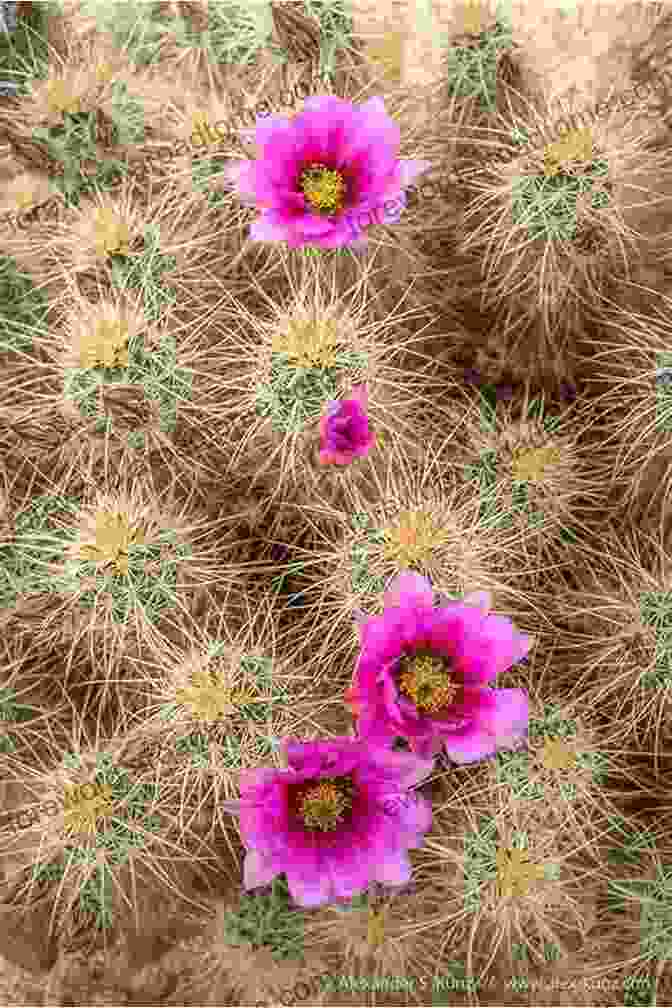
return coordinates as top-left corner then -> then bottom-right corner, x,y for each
47,78 -> 82,117
275,317 -> 342,368
510,444 -> 563,482
16,190 -> 33,211
292,774 -> 354,831
397,651 -> 458,713
79,510 -> 144,575
79,319 -> 130,370
538,736 -> 577,772
175,662 -> 254,722
383,510 -> 438,568
93,208 -> 131,258
299,162 -> 346,215
62,780 -> 114,835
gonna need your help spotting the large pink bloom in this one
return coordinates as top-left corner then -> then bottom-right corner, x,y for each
319,383 -> 375,465
221,736 -> 433,908
345,572 -> 532,763
224,96 -> 431,249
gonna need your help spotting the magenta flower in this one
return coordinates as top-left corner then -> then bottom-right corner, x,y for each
221,736 -> 433,908
319,383 -> 375,466
224,96 -> 431,249
345,572 -> 532,763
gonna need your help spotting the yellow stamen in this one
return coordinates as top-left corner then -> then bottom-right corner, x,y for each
96,62 -> 114,84
299,163 -> 346,215
300,779 -> 352,831
398,652 -> 458,713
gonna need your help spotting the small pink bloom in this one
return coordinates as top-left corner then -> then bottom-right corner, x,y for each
318,383 -> 376,466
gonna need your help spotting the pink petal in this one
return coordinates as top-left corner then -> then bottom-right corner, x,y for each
356,703 -> 398,746
291,96 -> 394,173
442,688 -> 529,764
380,671 -> 405,723
286,862 -> 333,908
350,383 -> 369,409
346,235 -> 369,251
397,158 -> 433,187
252,113 -> 293,152
281,737 -> 316,771
384,570 -> 434,609
327,844 -> 377,900
428,605 -> 490,675
345,681 -> 360,713
372,850 -> 412,886
398,794 -> 433,840
429,606 -> 530,686
249,212 -> 293,242
311,217 -> 360,248
391,601 -> 437,654
351,96 -> 401,155
319,448 -> 355,465
296,214 -> 338,237
365,747 -> 435,790
353,608 -> 371,642
473,613 -> 535,677
479,687 -> 529,745
243,848 -> 279,890
292,97 -> 356,165
410,733 -> 444,760
380,159 -> 433,200
239,767 -> 283,793
441,723 -> 500,764
377,197 -> 405,225
222,159 -> 257,202
219,799 -> 242,815
255,123 -> 309,179
462,590 -> 493,612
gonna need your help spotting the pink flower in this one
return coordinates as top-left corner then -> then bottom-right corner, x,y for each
223,95 -> 431,249
345,572 -> 533,763
220,736 -> 433,908
318,383 -> 375,466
